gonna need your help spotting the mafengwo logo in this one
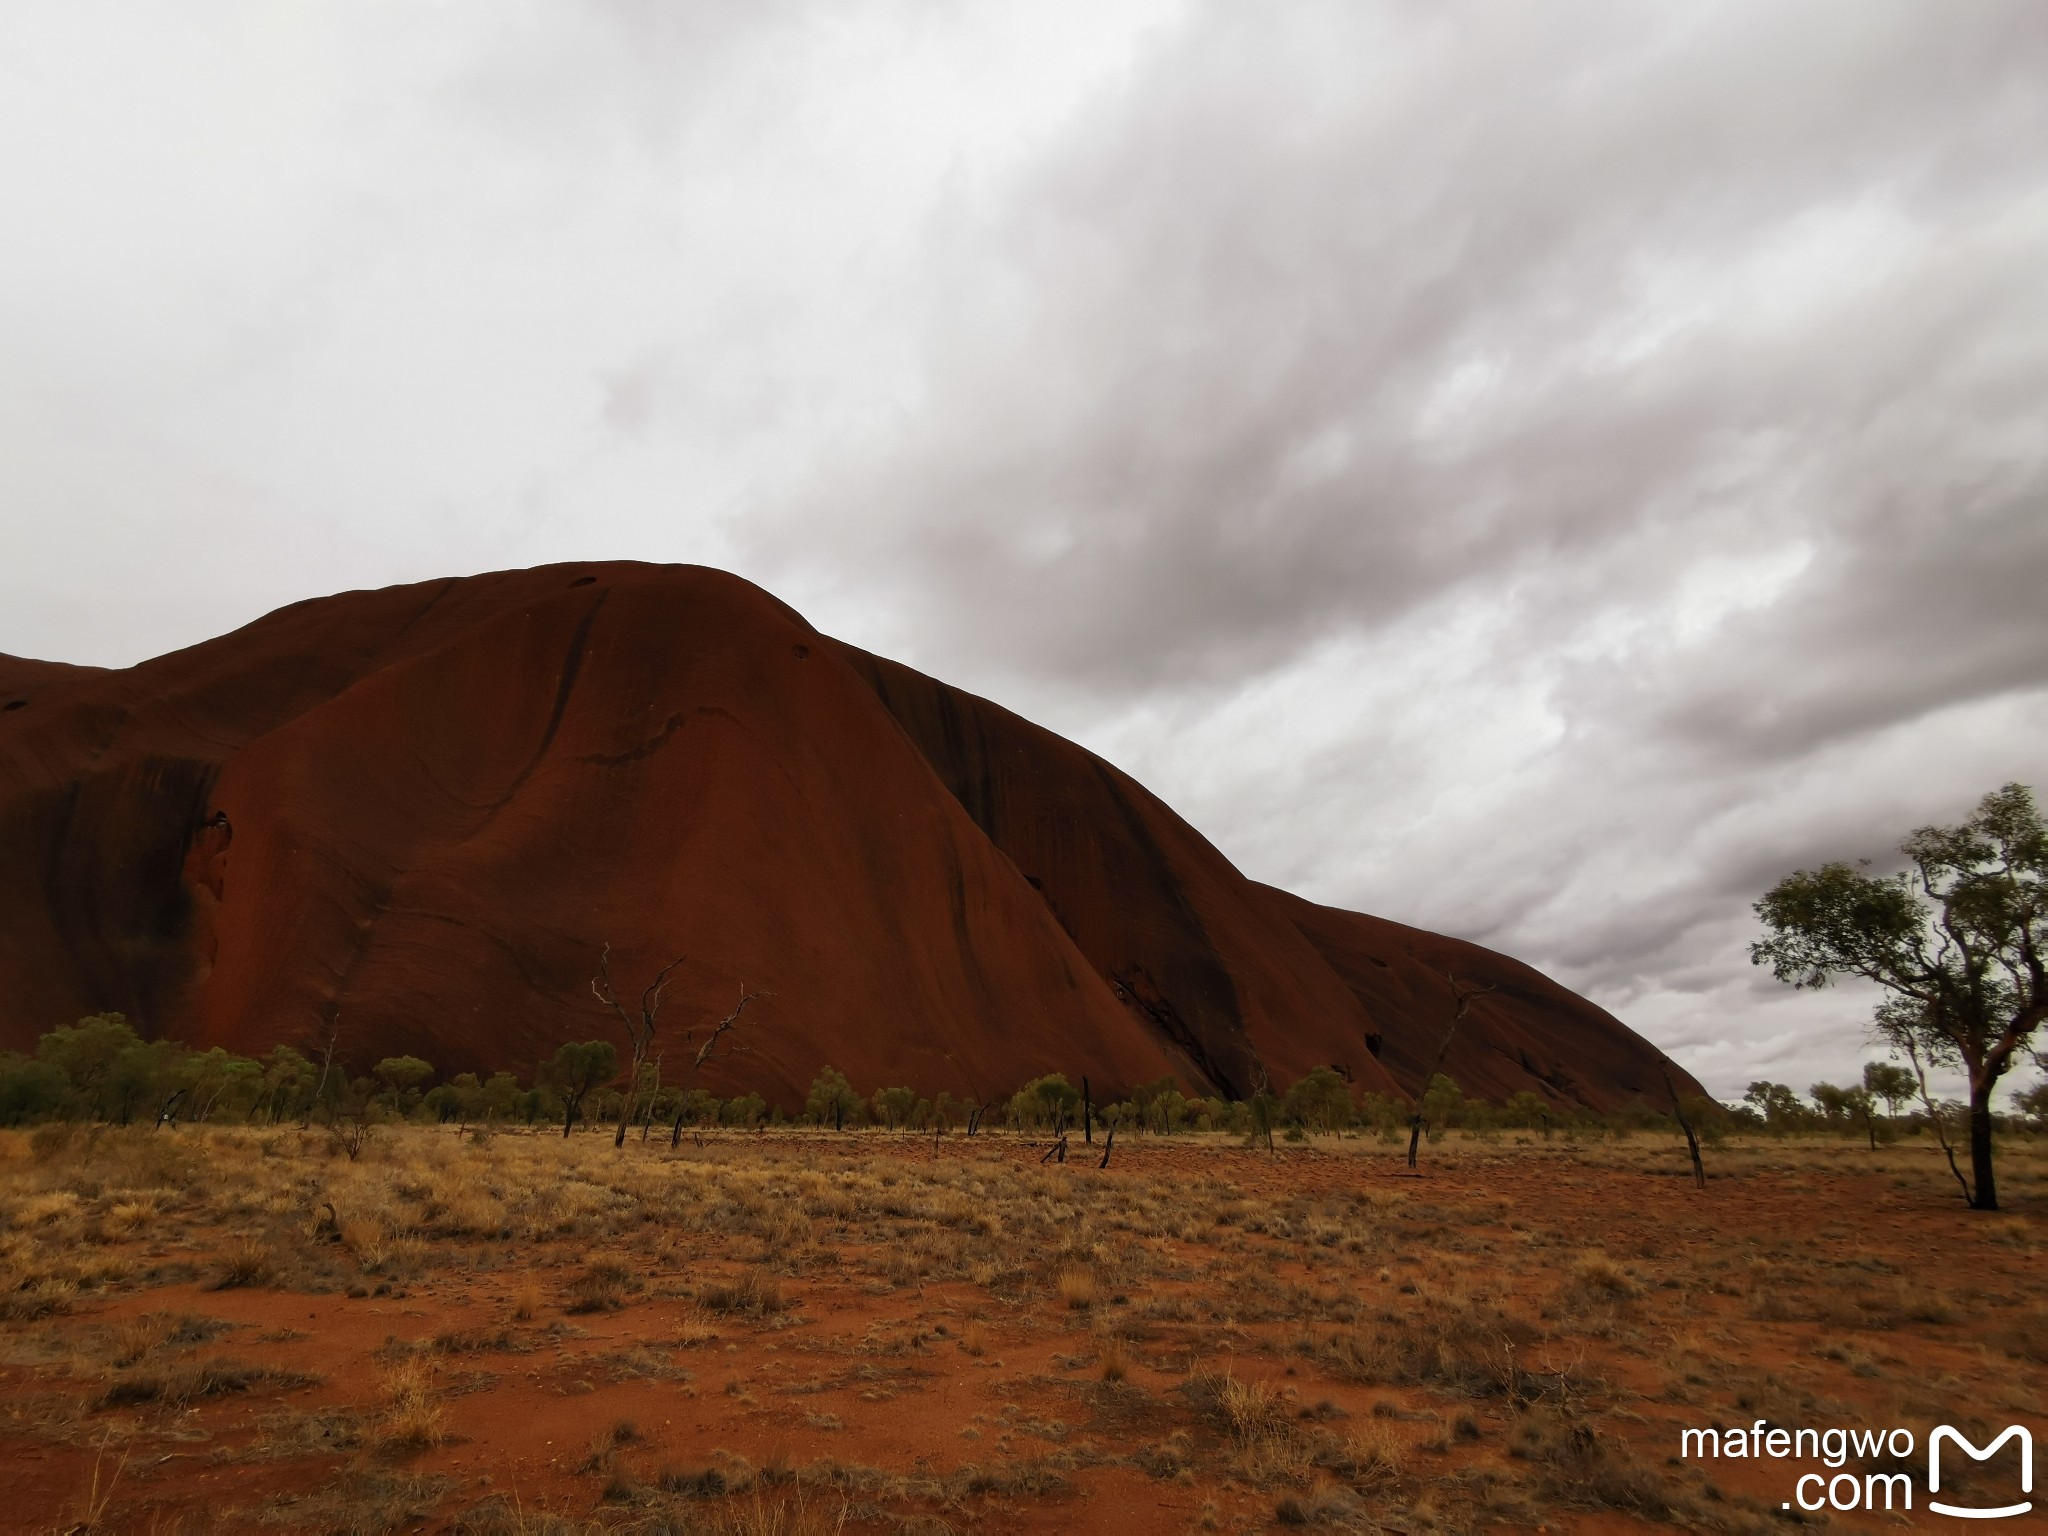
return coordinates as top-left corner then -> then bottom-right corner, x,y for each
1678,1421 -> 2033,1517
1929,1426 -> 2032,1520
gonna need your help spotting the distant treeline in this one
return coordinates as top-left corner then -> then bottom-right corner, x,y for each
2,1013 -> 2039,1140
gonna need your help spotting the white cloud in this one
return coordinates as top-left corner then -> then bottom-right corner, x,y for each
3,0 -> 2045,1100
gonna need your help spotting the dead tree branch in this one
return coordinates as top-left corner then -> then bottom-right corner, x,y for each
594,943 -> 687,1149
1407,972 -> 1497,1170
667,985 -> 765,1147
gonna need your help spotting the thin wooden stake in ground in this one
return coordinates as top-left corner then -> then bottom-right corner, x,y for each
1662,1066 -> 1706,1189
1408,972 -> 1497,1170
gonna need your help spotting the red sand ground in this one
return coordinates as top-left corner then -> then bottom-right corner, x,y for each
0,564 -> 1693,1113
4,1127 -> 2040,1533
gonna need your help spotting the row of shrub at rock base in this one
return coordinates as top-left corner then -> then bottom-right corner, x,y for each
3,1013 -> 2037,1143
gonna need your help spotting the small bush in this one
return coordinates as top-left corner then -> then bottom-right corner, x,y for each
1098,1336 -> 1131,1382
701,1269 -> 784,1317
566,1259 -> 638,1314
1055,1265 -> 1098,1310
206,1238 -> 274,1291
376,1358 -> 445,1452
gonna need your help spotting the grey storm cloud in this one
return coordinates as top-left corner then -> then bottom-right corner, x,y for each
745,1 -> 2048,1095
764,1 -> 2048,694
2,0 -> 2045,1097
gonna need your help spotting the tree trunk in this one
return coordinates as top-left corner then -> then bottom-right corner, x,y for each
614,1056 -> 641,1148
1968,1075 -> 1999,1210
1406,1114 -> 1422,1170
563,1100 -> 576,1139
1661,1067 -> 1705,1190
1082,1077 -> 1093,1144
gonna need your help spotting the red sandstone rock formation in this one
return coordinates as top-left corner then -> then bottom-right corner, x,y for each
0,563 -> 1699,1110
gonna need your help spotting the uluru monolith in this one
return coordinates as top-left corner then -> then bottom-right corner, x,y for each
0,563 -> 1699,1110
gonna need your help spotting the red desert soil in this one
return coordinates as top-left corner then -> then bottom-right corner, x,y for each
2,1124 -> 2041,1533
0,562 -> 1693,1111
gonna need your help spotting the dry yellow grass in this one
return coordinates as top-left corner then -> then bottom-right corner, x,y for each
0,1121 -> 2041,1533
1054,1264 -> 1098,1309
376,1357 -> 445,1451
1096,1334 -> 1131,1382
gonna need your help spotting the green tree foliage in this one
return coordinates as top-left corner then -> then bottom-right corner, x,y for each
1419,1073 -> 1464,1140
542,1041 -> 618,1138
260,1046 -> 318,1123
424,1072 -> 485,1124
1008,1073 -> 1082,1131
673,1087 -> 720,1129
481,1072 -> 523,1122
2016,1081 -> 2048,1131
1862,1060 -> 1917,1118
1753,782 -> 2047,1209
806,1066 -> 861,1130
1678,1094 -> 1731,1147
0,1054 -> 66,1124
1808,1081 -> 1854,1122
1125,1076 -> 1177,1131
1282,1066 -> 1355,1133
1354,1092 -> 1406,1140
36,1013 -> 163,1122
1811,1080 -> 1881,1148
9,1020 -> 1995,1158
722,1092 -> 768,1128
1742,1080 -> 1806,1131
373,1055 -> 436,1114
167,1046 -> 263,1122
1246,1090 -> 1277,1151
870,1085 -> 918,1130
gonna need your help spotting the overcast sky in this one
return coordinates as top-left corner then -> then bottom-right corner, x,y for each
5,1 -> 2045,1100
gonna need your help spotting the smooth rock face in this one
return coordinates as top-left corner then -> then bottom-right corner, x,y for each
0,563 -> 1700,1110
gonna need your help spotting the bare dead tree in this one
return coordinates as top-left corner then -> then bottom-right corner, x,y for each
303,1014 -> 342,1130
1407,973 -> 1497,1170
1662,1066 -> 1706,1190
667,984 -> 765,1147
592,944 -> 687,1150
